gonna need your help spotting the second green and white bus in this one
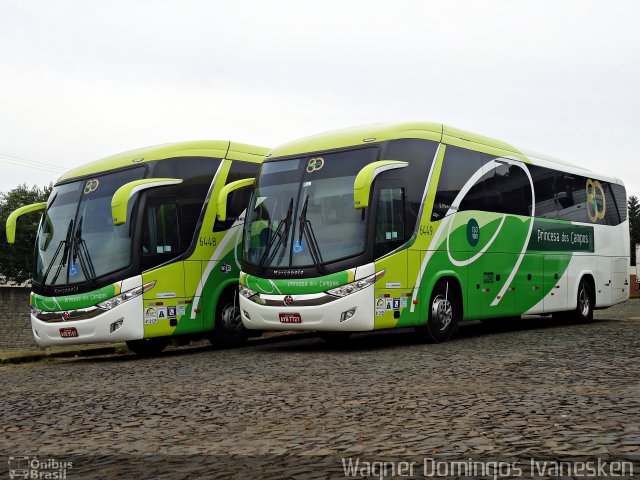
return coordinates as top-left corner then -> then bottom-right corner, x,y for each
7,140 -> 268,354
235,122 -> 629,343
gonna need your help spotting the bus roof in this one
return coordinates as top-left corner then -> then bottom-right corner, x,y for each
57,140 -> 269,183
265,122 -> 621,185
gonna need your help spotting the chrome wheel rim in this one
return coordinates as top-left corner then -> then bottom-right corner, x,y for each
221,303 -> 243,335
578,287 -> 590,317
431,295 -> 453,331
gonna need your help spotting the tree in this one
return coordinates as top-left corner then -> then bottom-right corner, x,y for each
629,195 -> 640,266
0,183 -> 52,284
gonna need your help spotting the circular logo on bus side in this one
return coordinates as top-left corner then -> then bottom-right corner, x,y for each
467,218 -> 480,247
586,178 -> 606,222
283,295 -> 294,306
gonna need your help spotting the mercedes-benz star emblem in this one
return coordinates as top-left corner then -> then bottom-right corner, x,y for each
283,295 -> 294,306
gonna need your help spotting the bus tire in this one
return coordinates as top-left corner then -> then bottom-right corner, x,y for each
319,331 -> 352,345
417,280 -> 460,343
126,337 -> 169,356
573,278 -> 594,323
209,289 -> 248,348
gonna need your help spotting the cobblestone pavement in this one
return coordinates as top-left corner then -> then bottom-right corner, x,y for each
1,301 -> 639,478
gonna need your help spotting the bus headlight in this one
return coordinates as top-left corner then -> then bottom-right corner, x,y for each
239,285 -> 258,299
326,270 -> 385,297
97,281 -> 155,310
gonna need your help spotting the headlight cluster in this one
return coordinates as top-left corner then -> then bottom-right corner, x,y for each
239,285 -> 258,299
97,281 -> 155,310
326,270 -> 385,297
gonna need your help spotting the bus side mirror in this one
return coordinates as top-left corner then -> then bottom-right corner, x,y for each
216,178 -> 255,222
111,178 -> 183,225
353,160 -> 408,209
5,202 -> 47,244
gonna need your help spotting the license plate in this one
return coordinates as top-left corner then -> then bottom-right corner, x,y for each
59,327 -> 78,338
279,313 -> 302,324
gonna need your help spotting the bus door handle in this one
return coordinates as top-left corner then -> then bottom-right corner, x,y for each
527,274 -> 532,281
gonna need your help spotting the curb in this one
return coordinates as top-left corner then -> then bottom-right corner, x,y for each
0,345 -> 123,365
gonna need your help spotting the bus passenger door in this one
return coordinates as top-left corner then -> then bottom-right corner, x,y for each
140,201 -> 193,336
543,254 -> 568,312
372,183 -> 411,328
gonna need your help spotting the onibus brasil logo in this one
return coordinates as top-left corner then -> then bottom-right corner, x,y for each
8,456 -> 73,479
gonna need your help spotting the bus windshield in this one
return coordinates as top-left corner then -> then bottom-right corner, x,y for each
34,168 -> 145,286
243,147 -> 378,270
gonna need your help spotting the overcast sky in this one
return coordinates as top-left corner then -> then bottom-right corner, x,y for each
1,0 -> 639,196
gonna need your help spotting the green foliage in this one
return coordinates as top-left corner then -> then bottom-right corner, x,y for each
0,183 -> 53,284
629,195 -> 640,266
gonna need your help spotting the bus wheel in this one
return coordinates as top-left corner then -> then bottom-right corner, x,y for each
319,331 -> 352,345
573,279 -> 594,323
126,337 -> 169,356
209,290 -> 248,347
417,281 -> 459,343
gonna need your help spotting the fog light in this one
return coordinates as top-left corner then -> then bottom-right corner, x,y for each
340,308 -> 356,322
110,319 -> 124,333
243,310 -> 251,320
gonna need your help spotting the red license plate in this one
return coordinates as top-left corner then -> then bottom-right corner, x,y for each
59,327 -> 78,338
279,313 -> 302,324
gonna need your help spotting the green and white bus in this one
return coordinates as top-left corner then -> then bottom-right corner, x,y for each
6,140 -> 268,354
235,123 -> 629,343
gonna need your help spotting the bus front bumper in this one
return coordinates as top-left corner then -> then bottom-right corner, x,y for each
30,296 -> 144,347
240,286 -> 375,332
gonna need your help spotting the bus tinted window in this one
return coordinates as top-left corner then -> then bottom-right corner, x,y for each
610,183 -> 627,223
375,187 -> 405,258
383,138 -> 438,237
555,173 -> 588,222
483,161 -> 529,216
432,146 -> 482,221
148,156 -> 220,259
528,165 -> 557,218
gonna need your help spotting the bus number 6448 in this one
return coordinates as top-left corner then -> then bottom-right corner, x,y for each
199,236 -> 217,247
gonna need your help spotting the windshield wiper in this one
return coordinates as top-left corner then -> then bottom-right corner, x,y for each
72,216 -> 97,287
257,198 -> 293,273
297,195 -> 325,274
43,219 -> 74,286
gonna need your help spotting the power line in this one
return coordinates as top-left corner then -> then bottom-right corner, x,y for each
0,153 -> 66,174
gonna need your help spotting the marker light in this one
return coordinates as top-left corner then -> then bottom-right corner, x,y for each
97,281 -> 155,310
326,270 -> 385,297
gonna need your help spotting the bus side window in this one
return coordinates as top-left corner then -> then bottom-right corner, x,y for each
375,187 -> 405,258
529,165 -> 557,218
482,161 -> 529,216
554,173 -> 586,222
142,203 -> 180,259
431,146 -> 482,221
608,182 -> 627,225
